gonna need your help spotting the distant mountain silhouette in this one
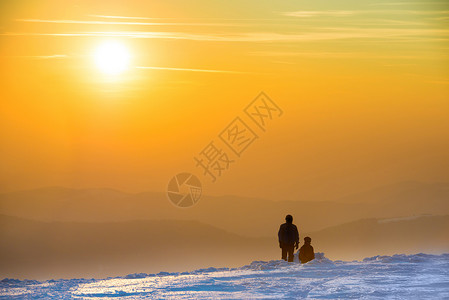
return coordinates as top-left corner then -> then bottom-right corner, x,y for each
1,181 -> 448,236
305,215 -> 449,261
1,214 -> 448,280
0,214 -> 274,280
335,181 -> 449,206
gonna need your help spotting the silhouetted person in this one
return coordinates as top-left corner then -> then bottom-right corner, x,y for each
299,236 -> 315,264
278,214 -> 299,262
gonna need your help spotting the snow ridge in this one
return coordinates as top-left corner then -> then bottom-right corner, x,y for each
1,253 -> 448,299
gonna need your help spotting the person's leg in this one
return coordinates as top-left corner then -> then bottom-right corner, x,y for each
287,245 -> 294,262
281,246 -> 287,261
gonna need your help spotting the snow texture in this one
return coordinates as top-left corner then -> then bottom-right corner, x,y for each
1,252 -> 448,299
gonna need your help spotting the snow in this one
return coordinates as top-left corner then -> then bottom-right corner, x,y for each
1,253 -> 448,299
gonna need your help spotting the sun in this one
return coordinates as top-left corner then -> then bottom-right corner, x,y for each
93,40 -> 131,75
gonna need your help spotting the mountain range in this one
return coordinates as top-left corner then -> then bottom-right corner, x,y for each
1,181 -> 448,236
1,214 -> 447,279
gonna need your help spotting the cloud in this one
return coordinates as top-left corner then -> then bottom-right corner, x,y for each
87,15 -> 279,21
136,66 -> 248,74
282,11 -> 355,18
87,15 -> 155,20
5,27 -> 448,42
34,54 -> 68,59
2,54 -> 68,59
16,19 -> 244,27
249,51 -> 441,60
10,11 -> 449,45
368,2 -> 446,6
6,13 -> 449,45
282,10 -> 449,17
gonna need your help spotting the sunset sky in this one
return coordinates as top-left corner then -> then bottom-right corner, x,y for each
1,0 -> 448,202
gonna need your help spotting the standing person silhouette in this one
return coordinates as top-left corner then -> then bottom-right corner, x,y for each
278,214 -> 299,262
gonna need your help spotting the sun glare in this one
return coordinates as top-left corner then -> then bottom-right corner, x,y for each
93,41 -> 130,75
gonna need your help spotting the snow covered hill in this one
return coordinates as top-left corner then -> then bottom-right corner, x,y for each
1,253 -> 448,299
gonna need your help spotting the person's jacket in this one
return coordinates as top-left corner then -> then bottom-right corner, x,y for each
278,223 -> 299,246
299,244 -> 315,263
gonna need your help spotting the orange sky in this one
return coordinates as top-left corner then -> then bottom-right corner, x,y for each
0,0 -> 448,201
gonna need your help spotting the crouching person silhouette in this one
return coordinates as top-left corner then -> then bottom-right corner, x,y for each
299,236 -> 315,264
278,214 -> 299,262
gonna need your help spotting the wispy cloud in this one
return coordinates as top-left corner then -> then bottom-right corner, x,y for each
249,51 -> 442,60
4,27 -> 448,42
433,16 -> 449,20
283,11 -> 355,18
136,66 -> 248,74
282,10 -> 449,17
3,54 -> 68,59
88,15 -> 283,22
368,2 -> 445,6
366,19 -> 429,26
88,15 -> 155,20
251,51 -> 348,57
16,18 -> 244,27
